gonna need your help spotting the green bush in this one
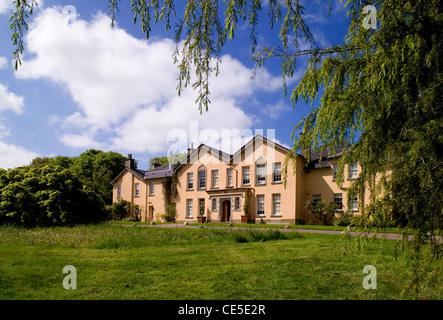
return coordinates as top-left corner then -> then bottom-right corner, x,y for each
161,204 -> 176,222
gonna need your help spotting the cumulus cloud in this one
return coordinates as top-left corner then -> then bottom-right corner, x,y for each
16,6 -> 282,153
0,141 -> 40,169
0,83 -> 24,114
0,56 -> 7,70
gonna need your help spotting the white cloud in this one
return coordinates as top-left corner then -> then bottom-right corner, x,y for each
0,0 -> 13,15
0,83 -> 24,114
17,7 -> 282,154
0,141 -> 40,169
0,56 -> 7,70
260,100 -> 291,119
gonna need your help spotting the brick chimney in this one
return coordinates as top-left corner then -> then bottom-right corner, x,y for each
153,157 -> 161,168
125,154 -> 135,169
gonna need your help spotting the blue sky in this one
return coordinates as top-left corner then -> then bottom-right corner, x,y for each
0,0 -> 350,169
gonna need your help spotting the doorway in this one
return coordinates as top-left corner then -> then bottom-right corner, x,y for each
221,200 -> 231,222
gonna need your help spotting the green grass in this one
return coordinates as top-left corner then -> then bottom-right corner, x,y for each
0,224 -> 441,300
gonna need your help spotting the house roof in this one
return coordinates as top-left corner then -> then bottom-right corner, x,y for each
144,163 -> 179,179
301,148 -> 344,170
110,167 -> 146,184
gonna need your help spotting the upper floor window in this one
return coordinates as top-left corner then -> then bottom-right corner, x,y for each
211,170 -> 218,188
348,162 -> 358,179
187,172 -> 194,190
256,162 -> 266,185
227,168 -> 233,187
198,168 -> 206,189
333,164 -> 338,180
117,185 -> 122,198
273,162 -> 282,183
149,182 -> 154,195
242,166 -> 250,185
135,183 -> 140,197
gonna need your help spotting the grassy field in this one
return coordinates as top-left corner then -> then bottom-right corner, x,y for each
0,223 -> 441,300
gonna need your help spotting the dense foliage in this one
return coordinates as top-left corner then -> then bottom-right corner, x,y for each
0,150 -> 126,227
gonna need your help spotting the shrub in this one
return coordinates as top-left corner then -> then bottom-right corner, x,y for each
161,204 -> 176,222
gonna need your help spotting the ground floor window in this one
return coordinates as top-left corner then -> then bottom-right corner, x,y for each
272,194 -> 281,216
212,198 -> 217,211
349,195 -> 358,211
235,197 -> 240,210
257,195 -> 265,216
186,199 -> 193,218
334,193 -> 343,211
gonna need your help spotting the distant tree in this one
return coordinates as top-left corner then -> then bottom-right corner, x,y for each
71,150 -> 126,204
0,164 -> 109,227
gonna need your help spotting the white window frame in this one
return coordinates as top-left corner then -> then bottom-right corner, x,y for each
186,199 -> 193,218
117,185 -> 122,198
333,193 -> 343,211
235,197 -> 240,211
256,163 -> 266,185
212,170 -> 218,188
135,183 -> 140,197
242,166 -> 250,185
273,162 -> 282,183
149,181 -> 154,195
350,195 -> 358,211
227,168 -> 233,187
349,162 -> 358,179
257,195 -> 265,216
212,198 -> 217,211
272,194 -> 281,216
187,172 -> 194,190
198,170 -> 206,189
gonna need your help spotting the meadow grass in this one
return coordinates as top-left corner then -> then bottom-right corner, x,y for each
0,224 -> 441,300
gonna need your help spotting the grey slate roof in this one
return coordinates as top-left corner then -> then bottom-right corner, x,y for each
144,164 -> 179,179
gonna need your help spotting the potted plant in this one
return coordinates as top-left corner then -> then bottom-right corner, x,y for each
241,201 -> 250,223
197,200 -> 207,223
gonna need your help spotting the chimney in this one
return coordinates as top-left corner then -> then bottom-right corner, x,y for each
125,154 -> 135,169
187,142 -> 195,157
153,157 -> 161,168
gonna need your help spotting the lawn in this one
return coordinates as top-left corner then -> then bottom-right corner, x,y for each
0,224 -> 441,300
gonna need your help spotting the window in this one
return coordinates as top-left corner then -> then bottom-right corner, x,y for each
212,198 -> 217,211
257,195 -> 265,216
227,168 -> 233,187
242,166 -> 250,185
199,199 -> 205,216
256,163 -> 266,185
272,194 -> 281,216
349,162 -> 358,179
186,199 -> 193,218
187,173 -> 193,190
198,170 -> 206,189
117,185 -> 122,198
312,195 -> 321,212
235,197 -> 240,211
149,182 -> 154,195
333,164 -> 338,180
350,195 -> 358,211
273,162 -> 282,183
135,183 -> 140,197
334,193 -> 343,211
211,170 -> 218,188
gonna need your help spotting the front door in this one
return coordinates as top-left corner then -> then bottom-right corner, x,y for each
222,200 -> 231,222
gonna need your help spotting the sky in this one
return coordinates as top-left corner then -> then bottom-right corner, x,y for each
0,0 -> 350,169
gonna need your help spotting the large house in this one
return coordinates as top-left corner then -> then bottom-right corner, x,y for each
111,135 -> 374,224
